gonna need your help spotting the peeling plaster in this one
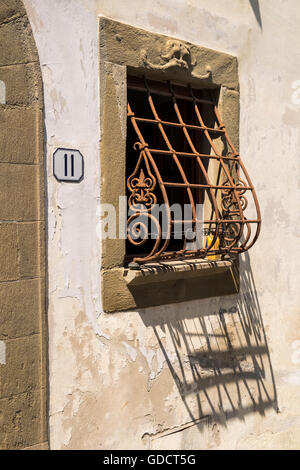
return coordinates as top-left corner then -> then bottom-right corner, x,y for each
122,342 -> 137,362
24,0 -> 107,342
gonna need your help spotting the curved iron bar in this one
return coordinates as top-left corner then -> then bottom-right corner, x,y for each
189,85 -> 246,252
126,77 -> 261,263
127,103 -> 172,262
169,81 -> 222,257
213,102 -> 261,251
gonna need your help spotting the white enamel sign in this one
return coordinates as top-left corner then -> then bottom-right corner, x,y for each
53,148 -> 84,182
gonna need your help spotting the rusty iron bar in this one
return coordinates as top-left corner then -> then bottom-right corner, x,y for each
147,148 -> 240,161
132,116 -> 226,134
126,76 -> 261,263
162,182 -> 253,190
127,75 -> 216,105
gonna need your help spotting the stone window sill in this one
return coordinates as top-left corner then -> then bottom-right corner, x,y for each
102,257 -> 239,312
125,258 -> 233,286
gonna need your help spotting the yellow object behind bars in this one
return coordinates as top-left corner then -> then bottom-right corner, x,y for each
206,234 -> 220,260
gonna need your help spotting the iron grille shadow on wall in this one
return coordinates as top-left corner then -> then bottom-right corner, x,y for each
126,75 -> 261,264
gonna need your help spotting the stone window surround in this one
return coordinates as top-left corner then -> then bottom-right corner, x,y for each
99,17 -> 240,313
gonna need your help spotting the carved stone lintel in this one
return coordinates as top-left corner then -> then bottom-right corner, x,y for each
193,67 -> 211,81
141,39 -> 212,80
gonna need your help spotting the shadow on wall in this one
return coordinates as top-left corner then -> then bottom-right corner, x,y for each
139,252 -> 278,430
249,0 -> 263,29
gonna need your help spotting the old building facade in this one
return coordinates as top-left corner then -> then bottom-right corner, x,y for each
0,0 -> 300,450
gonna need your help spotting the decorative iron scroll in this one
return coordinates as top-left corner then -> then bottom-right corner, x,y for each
126,76 -> 261,264
127,143 -> 157,209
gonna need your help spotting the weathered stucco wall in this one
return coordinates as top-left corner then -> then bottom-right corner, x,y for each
24,0 -> 300,449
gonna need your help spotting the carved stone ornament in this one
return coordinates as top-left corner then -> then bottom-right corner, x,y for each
141,39 -> 211,80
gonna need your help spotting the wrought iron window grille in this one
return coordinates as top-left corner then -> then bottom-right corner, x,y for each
126,75 -> 261,264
